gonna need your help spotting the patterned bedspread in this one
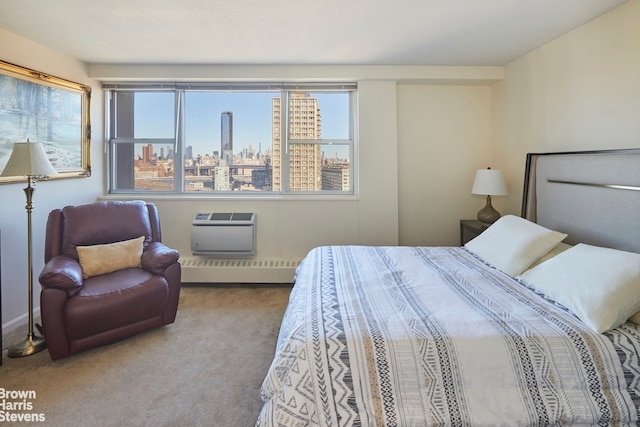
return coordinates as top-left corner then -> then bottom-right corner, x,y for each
257,246 -> 640,426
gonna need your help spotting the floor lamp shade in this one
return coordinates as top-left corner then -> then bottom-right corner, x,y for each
1,140 -> 57,178
472,168 -> 508,224
1,140 -> 56,357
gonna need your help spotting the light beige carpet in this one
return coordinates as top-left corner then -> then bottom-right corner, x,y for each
1,284 -> 291,427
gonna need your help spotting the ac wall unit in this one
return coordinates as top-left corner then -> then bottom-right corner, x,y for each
191,213 -> 256,257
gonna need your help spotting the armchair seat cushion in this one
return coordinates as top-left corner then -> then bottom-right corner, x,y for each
64,268 -> 169,341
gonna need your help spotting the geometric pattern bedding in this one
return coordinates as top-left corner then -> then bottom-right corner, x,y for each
257,246 -> 640,426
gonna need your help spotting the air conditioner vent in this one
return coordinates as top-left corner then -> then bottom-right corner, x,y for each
231,213 -> 253,221
211,213 -> 232,220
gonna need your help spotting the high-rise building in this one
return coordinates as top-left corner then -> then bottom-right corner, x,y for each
272,93 -> 322,191
252,158 -> 273,190
142,143 -> 154,164
322,165 -> 350,191
214,159 -> 230,191
221,111 -> 233,166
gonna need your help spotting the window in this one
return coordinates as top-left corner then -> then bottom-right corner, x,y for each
105,83 -> 357,195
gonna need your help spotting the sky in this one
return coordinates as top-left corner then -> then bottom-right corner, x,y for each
133,91 -> 351,159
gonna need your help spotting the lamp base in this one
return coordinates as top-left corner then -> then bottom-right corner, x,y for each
7,333 -> 46,358
477,195 -> 501,224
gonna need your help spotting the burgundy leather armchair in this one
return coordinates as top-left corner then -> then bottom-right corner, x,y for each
39,201 -> 181,360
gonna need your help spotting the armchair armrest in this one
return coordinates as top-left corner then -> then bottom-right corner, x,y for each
39,255 -> 84,295
141,242 -> 180,275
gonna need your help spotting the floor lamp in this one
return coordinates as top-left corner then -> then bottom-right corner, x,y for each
1,139 -> 56,357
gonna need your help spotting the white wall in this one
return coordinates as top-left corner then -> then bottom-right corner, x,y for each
397,84 -> 493,246
492,0 -> 640,215
0,28 -> 104,331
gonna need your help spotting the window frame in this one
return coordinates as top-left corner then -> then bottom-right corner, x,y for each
104,83 -> 357,198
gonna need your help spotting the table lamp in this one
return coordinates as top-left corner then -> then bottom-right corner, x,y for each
472,167 -> 508,224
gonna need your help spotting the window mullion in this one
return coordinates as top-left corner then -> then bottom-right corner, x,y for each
175,90 -> 184,192
281,90 -> 290,193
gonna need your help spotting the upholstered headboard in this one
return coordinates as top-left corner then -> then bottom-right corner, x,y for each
521,149 -> 640,254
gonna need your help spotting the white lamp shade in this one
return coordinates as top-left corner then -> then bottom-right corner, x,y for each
1,141 -> 57,177
472,168 -> 508,196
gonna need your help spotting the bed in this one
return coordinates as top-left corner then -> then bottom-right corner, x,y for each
257,149 -> 640,426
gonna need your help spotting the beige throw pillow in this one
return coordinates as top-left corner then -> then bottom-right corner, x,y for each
77,236 -> 145,279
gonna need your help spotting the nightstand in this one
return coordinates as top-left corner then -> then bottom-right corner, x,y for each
459,219 -> 489,245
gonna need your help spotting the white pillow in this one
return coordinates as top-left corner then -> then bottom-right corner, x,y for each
518,243 -> 640,333
526,242 -> 572,271
464,215 -> 567,276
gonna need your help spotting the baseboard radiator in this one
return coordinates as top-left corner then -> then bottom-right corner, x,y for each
180,257 -> 302,283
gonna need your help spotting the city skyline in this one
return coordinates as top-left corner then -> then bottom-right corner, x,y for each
127,90 -> 352,192
134,91 -> 351,159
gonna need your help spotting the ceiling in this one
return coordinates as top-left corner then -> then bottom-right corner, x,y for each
0,0 -> 628,66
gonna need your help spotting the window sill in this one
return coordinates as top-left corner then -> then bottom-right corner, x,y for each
98,192 -> 359,202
